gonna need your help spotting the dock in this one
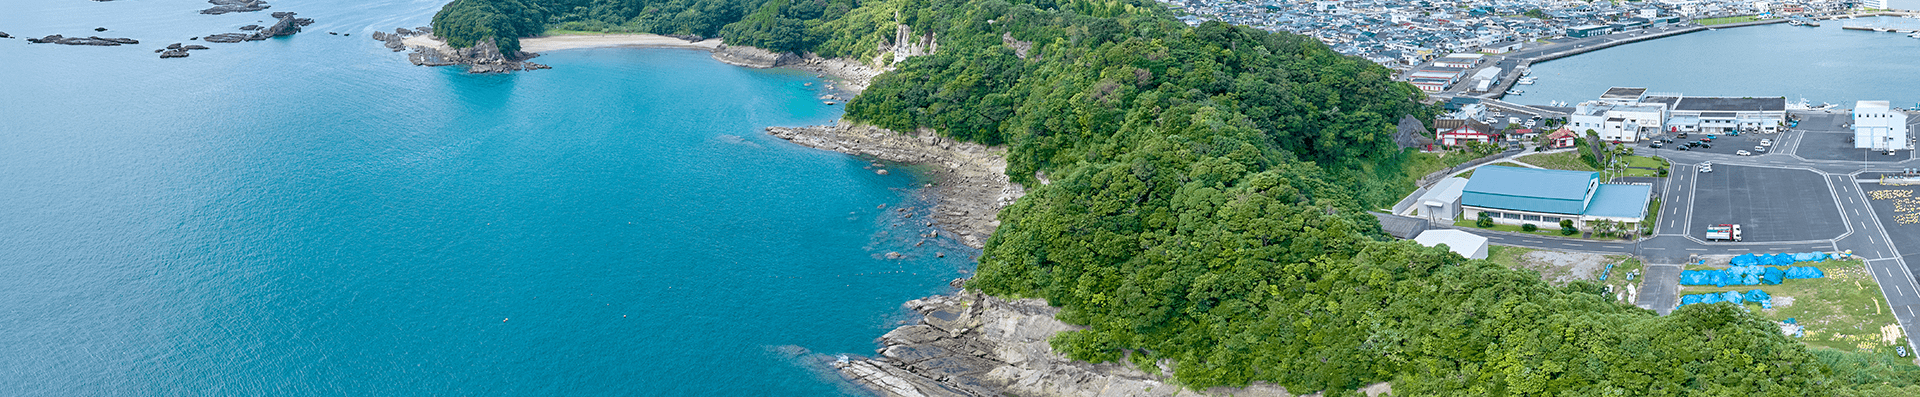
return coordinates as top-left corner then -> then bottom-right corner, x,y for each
1841,25 -> 1920,34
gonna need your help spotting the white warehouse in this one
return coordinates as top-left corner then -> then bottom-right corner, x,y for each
1855,101 -> 1911,151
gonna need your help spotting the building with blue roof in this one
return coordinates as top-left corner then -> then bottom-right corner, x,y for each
1460,166 -> 1652,230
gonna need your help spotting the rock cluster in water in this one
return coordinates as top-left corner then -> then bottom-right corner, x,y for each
203,12 -> 311,43
200,0 -> 270,15
156,42 -> 211,58
0,32 -> 11,39
372,27 -> 550,73
25,35 -> 138,46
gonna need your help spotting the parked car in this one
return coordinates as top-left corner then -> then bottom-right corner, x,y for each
1686,141 -> 1701,148
1678,133 -> 1690,139
1699,142 -> 1711,148
1676,145 -> 1690,151
1737,150 -> 1752,156
1699,165 -> 1713,173
1755,146 -> 1768,152
1701,161 -> 1713,167
1650,142 -> 1665,148
1700,136 -> 1713,142
1761,139 -> 1773,146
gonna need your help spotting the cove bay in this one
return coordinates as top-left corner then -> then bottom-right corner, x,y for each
1,0 -> 970,394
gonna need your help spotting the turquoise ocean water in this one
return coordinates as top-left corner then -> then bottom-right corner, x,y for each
1,1 -> 971,395
1522,16 -> 1920,107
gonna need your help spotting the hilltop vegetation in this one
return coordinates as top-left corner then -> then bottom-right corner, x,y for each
432,0 -> 1920,394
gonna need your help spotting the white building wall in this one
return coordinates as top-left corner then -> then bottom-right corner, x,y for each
1855,101 -> 1911,150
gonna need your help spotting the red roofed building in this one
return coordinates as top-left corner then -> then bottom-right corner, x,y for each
1546,127 -> 1579,149
1434,119 -> 1496,147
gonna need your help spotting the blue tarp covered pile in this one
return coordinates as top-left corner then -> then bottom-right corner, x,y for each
1678,289 -> 1773,308
1784,266 -> 1826,279
1680,253 -> 1830,286
1731,252 -> 1829,267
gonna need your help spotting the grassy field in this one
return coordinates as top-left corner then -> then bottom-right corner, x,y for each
1695,16 -> 1768,25
1514,151 -> 1596,172
1484,246 -> 1640,291
1679,260 -> 1907,352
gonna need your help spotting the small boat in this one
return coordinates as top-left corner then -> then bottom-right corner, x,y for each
1505,90 -> 1523,95
1517,77 -> 1536,85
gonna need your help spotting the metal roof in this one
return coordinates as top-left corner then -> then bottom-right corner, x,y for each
1583,184 -> 1652,219
1461,166 -> 1596,214
1413,229 -> 1488,259
1674,97 -> 1787,112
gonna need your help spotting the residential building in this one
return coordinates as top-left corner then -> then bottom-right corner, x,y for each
1855,100 -> 1911,151
1546,127 -> 1579,148
1435,119 -> 1497,146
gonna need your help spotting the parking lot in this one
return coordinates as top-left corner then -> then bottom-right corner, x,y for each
1639,132 -> 1782,157
1686,164 -> 1847,242
1794,132 -> 1911,162
1856,177 -> 1920,251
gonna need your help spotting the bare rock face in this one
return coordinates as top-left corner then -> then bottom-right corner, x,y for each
200,0 -> 269,15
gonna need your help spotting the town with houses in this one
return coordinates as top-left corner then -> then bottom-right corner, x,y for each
1159,0 -> 1872,71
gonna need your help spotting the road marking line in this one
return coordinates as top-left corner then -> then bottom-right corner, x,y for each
1603,245 -> 1626,249
1686,248 -> 1706,251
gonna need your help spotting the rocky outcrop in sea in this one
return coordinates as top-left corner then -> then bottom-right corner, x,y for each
25,35 -> 138,46
157,42 -> 210,58
372,28 -> 551,73
200,0 -> 269,15
203,12 -> 311,43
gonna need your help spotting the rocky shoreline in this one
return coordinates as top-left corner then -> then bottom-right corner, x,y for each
835,281 -> 1391,397
766,123 -> 1019,249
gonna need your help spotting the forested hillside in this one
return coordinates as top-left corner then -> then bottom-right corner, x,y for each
431,0 -> 1920,394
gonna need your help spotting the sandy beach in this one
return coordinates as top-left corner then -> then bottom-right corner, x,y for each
518,34 -> 723,53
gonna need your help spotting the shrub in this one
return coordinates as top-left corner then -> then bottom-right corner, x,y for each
1560,219 -> 1578,235
1477,212 -> 1494,228
1522,223 -> 1538,232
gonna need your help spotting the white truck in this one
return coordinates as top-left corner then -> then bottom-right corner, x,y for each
1706,224 -> 1742,242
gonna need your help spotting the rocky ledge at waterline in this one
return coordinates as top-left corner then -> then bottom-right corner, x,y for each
838,283 -> 1395,397
766,123 -> 1018,249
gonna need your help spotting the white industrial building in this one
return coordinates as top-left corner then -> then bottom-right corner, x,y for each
1569,102 -> 1668,142
1414,177 -> 1469,221
1413,229 -> 1489,260
1855,101 -> 1911,151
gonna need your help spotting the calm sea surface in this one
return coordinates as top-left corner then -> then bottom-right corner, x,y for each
0,0 -> 970,395
1522,16 -> 1920,107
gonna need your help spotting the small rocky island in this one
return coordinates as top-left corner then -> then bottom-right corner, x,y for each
158,43 -> 211,58
200,0 -> 270,15
203,12 -> 311,43
25,35 -> 138,46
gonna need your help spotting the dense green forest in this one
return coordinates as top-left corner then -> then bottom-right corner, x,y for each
431,0 -> 1920,394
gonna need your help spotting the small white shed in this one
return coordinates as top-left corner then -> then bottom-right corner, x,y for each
1414,229 -> 1489,260
1416,177 -> 1469,221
